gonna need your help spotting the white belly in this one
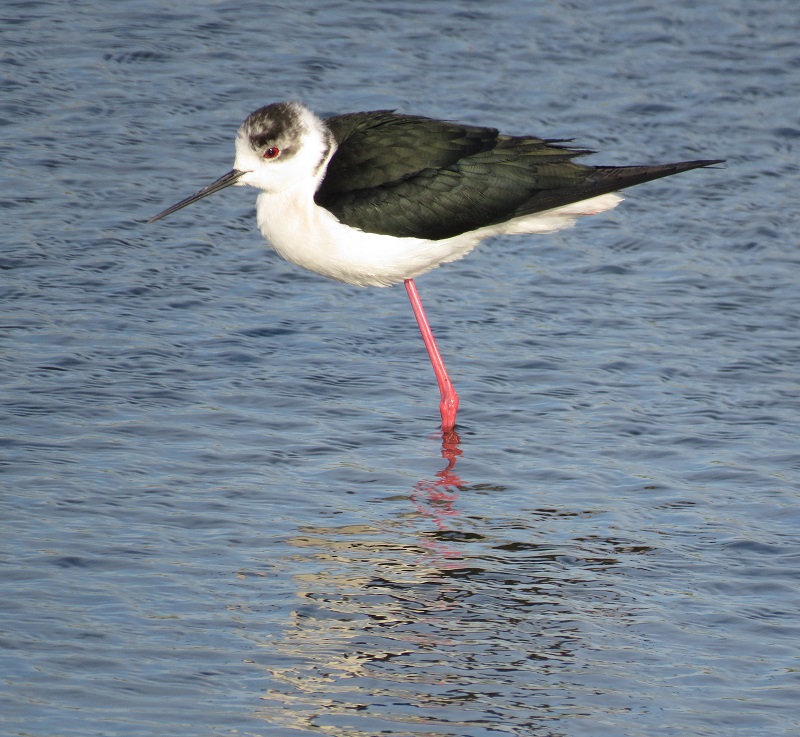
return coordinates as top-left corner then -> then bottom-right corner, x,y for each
255,190 -> 622,287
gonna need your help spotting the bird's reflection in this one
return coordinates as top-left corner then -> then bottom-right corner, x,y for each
250,430 -> 644,736
252,431 -> 525,734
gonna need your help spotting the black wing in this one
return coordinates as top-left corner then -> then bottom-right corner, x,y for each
315,110 -> 721,241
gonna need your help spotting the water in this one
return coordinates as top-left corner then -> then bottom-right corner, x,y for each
2,0 -> 799,735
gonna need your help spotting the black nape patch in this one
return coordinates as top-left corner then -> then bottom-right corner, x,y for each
313,129 -> 335,176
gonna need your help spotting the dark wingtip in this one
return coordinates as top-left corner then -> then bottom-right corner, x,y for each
588,158 -> 726,192
678,158 -> 726,169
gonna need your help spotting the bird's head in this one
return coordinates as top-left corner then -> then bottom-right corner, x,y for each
147,101 -> 334,223
233,101 -> 334,193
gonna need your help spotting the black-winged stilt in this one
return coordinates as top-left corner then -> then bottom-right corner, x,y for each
148,101 -> 722,433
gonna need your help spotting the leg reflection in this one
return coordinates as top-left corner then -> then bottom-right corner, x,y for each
410,430 -> 465,536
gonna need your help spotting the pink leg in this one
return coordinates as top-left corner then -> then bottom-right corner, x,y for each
404,279 -> 459,432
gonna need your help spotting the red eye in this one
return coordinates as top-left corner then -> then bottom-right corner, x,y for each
263,147 -> 280,159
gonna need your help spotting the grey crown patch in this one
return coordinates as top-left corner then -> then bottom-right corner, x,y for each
244,101 -> 305,158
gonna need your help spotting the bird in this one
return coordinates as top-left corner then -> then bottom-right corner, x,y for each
148,101 -> 722,433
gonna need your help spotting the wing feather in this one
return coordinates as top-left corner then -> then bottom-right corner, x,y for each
314,111 -> 720,240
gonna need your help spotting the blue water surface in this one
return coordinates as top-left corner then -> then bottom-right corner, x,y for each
2,1 -> 799,736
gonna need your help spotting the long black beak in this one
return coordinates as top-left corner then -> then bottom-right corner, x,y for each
147,169 -> 247,223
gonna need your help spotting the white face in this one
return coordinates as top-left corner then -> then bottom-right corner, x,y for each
231,102 -> 334,195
